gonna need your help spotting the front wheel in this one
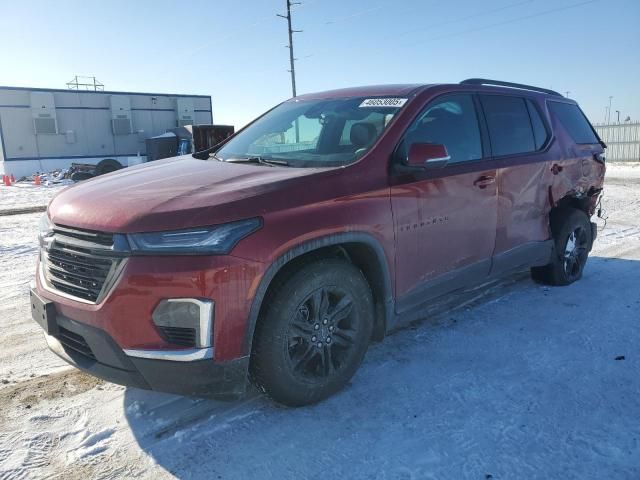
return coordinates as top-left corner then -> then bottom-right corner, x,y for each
531,208 -> 592,286
251,259 -> 374,406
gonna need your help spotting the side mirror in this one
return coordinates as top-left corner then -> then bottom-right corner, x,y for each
406,143 -> 450,169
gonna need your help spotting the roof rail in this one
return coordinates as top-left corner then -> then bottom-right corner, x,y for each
460,78 -> 563,97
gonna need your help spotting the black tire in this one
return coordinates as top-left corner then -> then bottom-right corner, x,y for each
96,159 -> 123,176
251,259 -> 374,407
531,208 -> 592,286
70,171 -> 94,182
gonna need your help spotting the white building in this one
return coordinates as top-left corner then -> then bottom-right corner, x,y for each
0,86 -> 212,178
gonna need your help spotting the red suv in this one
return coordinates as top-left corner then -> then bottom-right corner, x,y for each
31,79 -> 606,406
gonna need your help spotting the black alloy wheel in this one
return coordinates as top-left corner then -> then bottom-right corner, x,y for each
286,286 -> 357,379
251,259 -> 374,406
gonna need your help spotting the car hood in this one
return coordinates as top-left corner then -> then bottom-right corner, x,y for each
48,156 -> 334,233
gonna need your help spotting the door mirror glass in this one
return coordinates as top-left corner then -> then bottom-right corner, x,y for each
406,143 -> 450,169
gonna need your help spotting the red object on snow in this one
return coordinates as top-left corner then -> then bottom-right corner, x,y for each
10,174 -> 15,183
3,175 -> 11,186
34,175 -> 41,186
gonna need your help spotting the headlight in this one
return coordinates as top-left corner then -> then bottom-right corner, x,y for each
127,217 -> 261,255
38,214 -> 54,246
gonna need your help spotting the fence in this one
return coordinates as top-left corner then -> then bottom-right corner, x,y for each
594,122 -> 640,162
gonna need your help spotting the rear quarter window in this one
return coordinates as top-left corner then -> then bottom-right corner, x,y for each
526,99 -> 549,150
548,102 -> 599,144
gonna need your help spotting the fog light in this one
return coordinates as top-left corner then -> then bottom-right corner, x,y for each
152,299 -> 213,348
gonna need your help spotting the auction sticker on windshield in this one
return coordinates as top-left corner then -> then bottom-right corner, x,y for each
359,98 -> 408,108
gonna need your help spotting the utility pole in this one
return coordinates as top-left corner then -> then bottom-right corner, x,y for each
565,91 -> 570,98
616,110 -> 620,123
278,0 -> 302,98
607,96 -> 613,124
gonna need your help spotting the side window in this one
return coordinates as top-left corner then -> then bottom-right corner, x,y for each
548,102 -> 599,144
526,99 -> 549,150
481,95 -> 535,156
403,94 -> 482,164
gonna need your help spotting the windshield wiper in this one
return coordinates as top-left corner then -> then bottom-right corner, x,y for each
224,156 -> 289,167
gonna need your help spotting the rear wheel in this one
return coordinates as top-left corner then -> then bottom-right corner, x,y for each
251,259 -> 374,406
531,208 -> 592,286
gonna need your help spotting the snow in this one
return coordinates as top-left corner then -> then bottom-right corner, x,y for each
1,164 -> 639,479
0,182 -> 69,213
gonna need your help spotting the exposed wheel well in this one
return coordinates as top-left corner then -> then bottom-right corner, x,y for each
549,194 -> 592,235
253,242 -> 389,353
555,195 -> 590,213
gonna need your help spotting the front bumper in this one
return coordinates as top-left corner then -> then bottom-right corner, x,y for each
36,253 -> 264,361
39,303 -> 249,399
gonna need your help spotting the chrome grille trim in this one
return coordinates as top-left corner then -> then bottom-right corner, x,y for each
40,225 -> 127,304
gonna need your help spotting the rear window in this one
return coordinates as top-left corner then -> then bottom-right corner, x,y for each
548,102 -> 599,144
480,95 -> 535,156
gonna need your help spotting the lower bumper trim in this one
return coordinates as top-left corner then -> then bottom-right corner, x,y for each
36,304 -> 249,400
45,333 -> 150,390
124,347 -> 213,362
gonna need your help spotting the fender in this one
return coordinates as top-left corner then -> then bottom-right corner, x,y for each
241,232 -> 394,356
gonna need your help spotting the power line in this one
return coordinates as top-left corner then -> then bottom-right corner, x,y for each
392,0 -> 536,40
323,3 -> 389,25
395,0 -> 600,47
303,0 -> 602,71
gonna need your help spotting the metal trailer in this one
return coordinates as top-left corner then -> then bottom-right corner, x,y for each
0,86 -> 213,179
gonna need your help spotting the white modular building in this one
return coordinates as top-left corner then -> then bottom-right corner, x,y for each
0,86 -> 212,178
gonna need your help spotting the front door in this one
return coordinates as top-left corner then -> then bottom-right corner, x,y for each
390,93 -> 498,314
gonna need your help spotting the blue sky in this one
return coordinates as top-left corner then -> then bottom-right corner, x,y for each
0,0 -> 638,128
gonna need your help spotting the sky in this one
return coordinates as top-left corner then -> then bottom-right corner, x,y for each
0,0 -> 638,128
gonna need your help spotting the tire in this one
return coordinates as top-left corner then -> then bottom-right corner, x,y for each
70,171 -> 94,182
251,259 -> 374,407
95,159 -> 123,176
531,208 -> 592,286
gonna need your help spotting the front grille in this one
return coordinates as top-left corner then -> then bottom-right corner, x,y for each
42,225 -> 123,303
53,224 -> 114,246
57,326 -> 96,360
157,326 -> 197,347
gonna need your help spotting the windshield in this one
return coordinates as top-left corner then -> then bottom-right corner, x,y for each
216,97 -> 407,167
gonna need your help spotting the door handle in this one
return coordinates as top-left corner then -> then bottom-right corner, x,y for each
473,175 -> 495,189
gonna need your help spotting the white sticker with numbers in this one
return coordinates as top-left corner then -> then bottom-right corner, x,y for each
359,98 -> 408,108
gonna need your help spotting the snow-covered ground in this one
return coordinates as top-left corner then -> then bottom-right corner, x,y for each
1,164 -> 639,479
0,182 -> 69,213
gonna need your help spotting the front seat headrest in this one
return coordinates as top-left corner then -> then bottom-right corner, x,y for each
350,122 -> 377,148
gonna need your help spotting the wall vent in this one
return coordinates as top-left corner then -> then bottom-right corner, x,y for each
110,95 -> 132,135
175,98 -> 195,127
112,118 -> 132,135
30,92 -> 58,135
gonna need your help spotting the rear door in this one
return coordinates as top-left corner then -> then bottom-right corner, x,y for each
479,94 -> 554,273
390,93 -> 498,313
547,101 -> 606,204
